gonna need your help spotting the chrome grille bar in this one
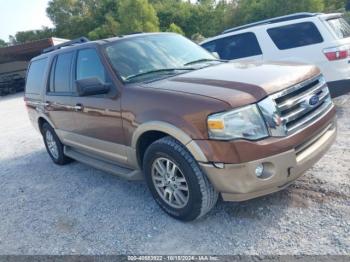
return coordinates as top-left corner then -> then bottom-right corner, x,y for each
276,78 -> 326,111
258,74 -> 334,137
286,98 -> 333,133
280,87 -> 329,123
271,74 -> 321,99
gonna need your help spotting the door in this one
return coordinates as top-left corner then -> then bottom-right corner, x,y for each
68,48 -> 127,165
44,51 -> 77,135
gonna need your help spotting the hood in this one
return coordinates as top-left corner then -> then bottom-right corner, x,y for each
142,61 -> 320,108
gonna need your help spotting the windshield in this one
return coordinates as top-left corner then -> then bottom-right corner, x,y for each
327,17 -> 350,39
105,33 -> 216,82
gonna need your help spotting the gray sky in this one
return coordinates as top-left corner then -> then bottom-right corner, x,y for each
0,0 -> 53,41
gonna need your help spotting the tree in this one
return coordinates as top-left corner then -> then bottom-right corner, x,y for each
43,0 -> 346,42
228,0 -> 325,27
324,0 -> 346,11
0,39 -> 7,47
9,27 -> 55,44
118,0 -> 159,34
167,23 -> 184,35
88,13 -> 120,40
151,0 -> 192,34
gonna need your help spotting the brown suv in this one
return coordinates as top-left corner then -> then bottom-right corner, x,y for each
25,33 -> 337,221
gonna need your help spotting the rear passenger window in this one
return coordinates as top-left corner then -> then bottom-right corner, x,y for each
76,49 -> 106,82
267,22 -> 323,50
49,52 -> 74,93
26,58 -> 48,95
202,33 -> 262,60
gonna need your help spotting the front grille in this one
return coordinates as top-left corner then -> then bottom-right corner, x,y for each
258,75 -> 334,136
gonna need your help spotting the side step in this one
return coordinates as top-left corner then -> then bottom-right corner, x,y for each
64,146 -> 143,181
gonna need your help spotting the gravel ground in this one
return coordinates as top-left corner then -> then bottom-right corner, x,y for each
0,92 -> 349,255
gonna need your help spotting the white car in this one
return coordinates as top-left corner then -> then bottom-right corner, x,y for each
201,12 -> 350,97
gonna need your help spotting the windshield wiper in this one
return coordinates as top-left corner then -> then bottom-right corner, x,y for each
125,68 -> 194,81
184,58 -> 222,66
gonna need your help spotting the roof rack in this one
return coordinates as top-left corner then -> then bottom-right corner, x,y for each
42,37 -> 90,53
222,12 -> 321,34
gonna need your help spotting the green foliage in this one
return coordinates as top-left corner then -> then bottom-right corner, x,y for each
8,0 -> 349,45
88,13 -> 120,40
324,0 -> 346,11
167,23 -> 185,35
118,0 -> 159,34
0,39 -> 7,47
9,27 -> 55,44
229,0 -> 325,27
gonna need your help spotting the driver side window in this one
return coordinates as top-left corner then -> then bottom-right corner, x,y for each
76,49 -> 107,82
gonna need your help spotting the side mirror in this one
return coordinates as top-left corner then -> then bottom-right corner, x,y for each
76,77 -> 111,96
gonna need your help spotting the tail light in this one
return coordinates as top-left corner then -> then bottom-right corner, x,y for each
323,45 -> 349,61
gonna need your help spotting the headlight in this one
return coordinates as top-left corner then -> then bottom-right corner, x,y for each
207,104 -> 268,140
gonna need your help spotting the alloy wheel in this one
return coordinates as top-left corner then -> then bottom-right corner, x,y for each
151,157 -> 189,209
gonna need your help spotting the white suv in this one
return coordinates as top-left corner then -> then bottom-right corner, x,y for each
201,12 -> 350,97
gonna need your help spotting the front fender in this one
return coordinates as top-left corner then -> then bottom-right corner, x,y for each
131,121 -> 208,163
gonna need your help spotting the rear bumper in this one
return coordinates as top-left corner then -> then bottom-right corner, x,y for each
199,120 -> 337,202
327,79 -> 350,97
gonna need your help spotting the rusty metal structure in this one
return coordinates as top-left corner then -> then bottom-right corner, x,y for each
0,38 -> 67,96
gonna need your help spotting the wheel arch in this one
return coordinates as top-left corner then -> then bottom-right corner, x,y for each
37,116 -> 56,134
132,121 -> 208,168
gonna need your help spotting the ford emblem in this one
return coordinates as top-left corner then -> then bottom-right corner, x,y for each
309,95 -> 320,106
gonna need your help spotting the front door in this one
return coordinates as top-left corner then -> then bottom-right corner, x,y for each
67,48 -> 127,166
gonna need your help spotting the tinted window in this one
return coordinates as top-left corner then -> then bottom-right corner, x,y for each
201,33 -> 262,60
327,17 -> 350,39
76,49 -> 106,82
267,22 -> 323,50
26,58 -> 48,94
51,52 -> 73,93
202,41 -> 217,53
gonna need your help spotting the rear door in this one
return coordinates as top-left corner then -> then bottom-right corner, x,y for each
25,57 -> 49,129
201,32 -> 263,62
44,51 -> 77,133
262,21 -> 333,77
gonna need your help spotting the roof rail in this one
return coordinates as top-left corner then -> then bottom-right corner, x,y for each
222,12 -> 321,34
42,37 -> 90,53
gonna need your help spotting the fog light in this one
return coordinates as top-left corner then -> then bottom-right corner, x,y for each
255,164 -> 264,178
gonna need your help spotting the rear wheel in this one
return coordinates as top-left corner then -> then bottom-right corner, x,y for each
143,136 -> 218,221
42,123 -> 72,165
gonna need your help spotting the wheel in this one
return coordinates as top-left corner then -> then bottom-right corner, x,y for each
143,136 -> 218,221
42,123 -> 72,165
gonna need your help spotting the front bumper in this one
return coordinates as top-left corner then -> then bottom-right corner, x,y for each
199,121 -> 337,202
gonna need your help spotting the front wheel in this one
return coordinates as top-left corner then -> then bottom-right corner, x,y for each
143,137 -> 218,221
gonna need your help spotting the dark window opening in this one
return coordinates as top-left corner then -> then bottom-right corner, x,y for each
201,32 -> 262,60
267,22 -> 323,50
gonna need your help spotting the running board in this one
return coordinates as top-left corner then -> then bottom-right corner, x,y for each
64,146 -> 143,181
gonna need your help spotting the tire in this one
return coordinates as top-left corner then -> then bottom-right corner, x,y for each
42,123 -> 72,165
143,136 -> 218,221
